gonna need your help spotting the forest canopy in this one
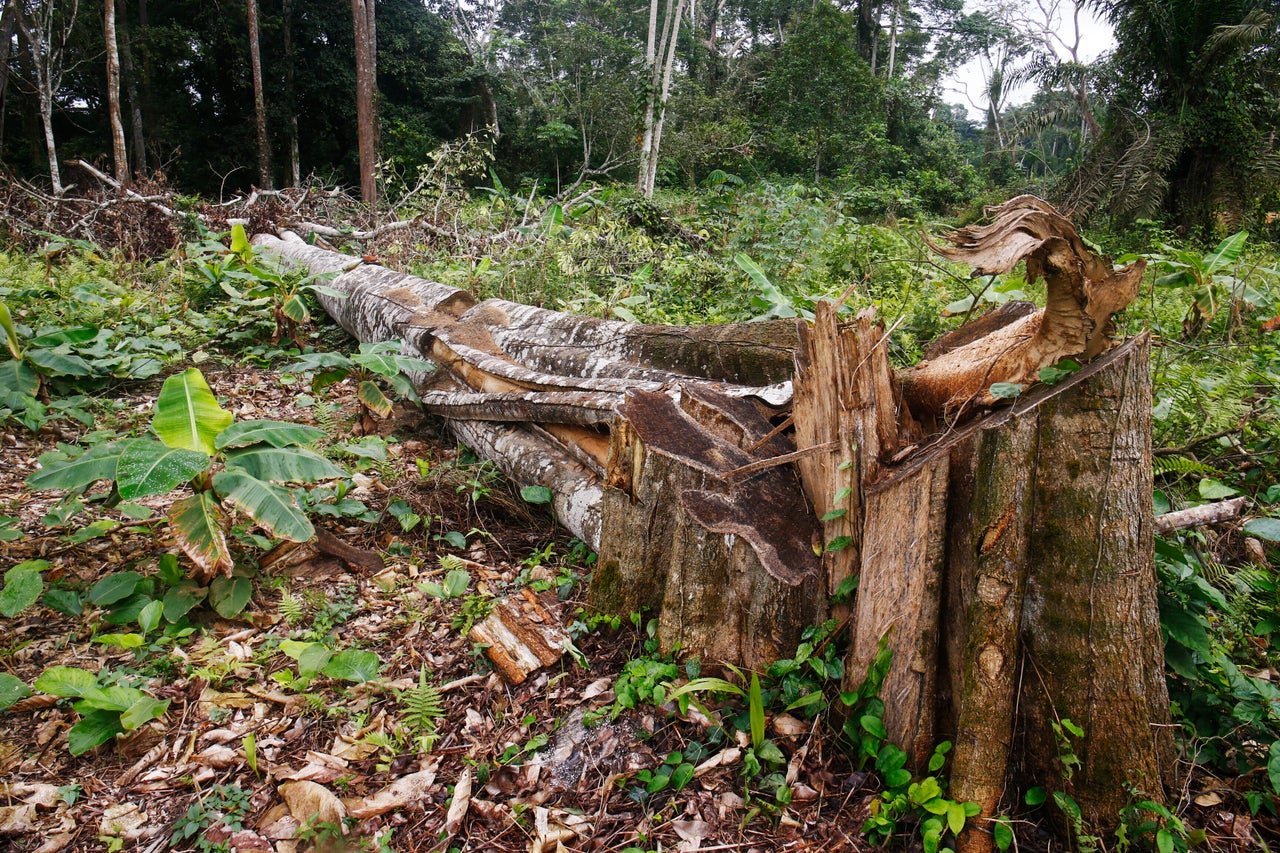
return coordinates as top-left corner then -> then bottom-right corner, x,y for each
3,0 -> 1277,234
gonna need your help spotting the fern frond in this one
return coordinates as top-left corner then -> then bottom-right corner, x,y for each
400,665 -> 445,735
278,592 -> 306,625
1153,456 -> 1222,477
313,398 -> 337,437
438,553 -> 465,573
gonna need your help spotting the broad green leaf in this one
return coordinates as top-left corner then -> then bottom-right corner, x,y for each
212,471 -> 313,542
520,485 -> 553,504
153,368 -> 232,454
1024,786 -> 1047,806
1203,231 -> 1247,275
443,569 -> 470,597
26,442 -> 124,492
214,420 -> 326,450
137,599 -> 164,634
30,325 -> 99,347
163,581 -> 208,622
356,380 -> 393,418
44,588 -> 82,616
115,438 -> 209,500
0,359 -> 40,396
93,633 -> 146,650
1198,478 -> 1239,500
67,709 -> 125,755
1160,601 -> 1212,656
210,575 -> 253,618
120,696 -> 169,730
229,222 -> 252,258
946,800 -> 967,836
157,553 -> 184,586
1244,517 -> 1280,543
993,819 -> 1014,851
281,293 -> 310,324
1268,740 -> 1280,795
34,666 -> 97,698
1154,271 -> 1194,289
860,714 -> 887,739
989,382 -> 1025,399
26,349 -> 93,377
223,445 -> 343,483
0,565 -> 44,617
0,673 -> 31,710
64,519 -> 120,545
103,593 -> 152,625
281,640 -> 331,677
351,351 -> 402,378
322,649 -> 381,683
170,492 -> 232,577
89,572 -> 143,606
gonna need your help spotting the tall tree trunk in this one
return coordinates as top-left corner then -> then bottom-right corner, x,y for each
104,0 -> 129,185
637,0 -> 687,198
247,0 -> 271,189
117,1 -> 146,178
0,1 -> 16,153
282,0 -> 300,186
352,0 -> 377,203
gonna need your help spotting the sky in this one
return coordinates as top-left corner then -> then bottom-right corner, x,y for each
942,1 -> 1117,120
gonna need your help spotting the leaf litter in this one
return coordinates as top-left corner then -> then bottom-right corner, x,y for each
0,364 -> 876,852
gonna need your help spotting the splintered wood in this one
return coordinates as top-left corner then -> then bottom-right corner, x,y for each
469,590 -> 570,684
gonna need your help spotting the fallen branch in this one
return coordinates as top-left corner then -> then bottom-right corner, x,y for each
1154,497 -> 1250,535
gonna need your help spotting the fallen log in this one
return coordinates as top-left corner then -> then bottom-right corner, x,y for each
255,195 -> 1173,838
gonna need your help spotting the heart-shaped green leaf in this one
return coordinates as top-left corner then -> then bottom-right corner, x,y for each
67,709 -> 124,755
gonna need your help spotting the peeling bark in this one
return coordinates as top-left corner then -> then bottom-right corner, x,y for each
902,195 -> 1144,419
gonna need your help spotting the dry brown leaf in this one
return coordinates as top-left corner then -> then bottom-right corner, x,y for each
673,818 -> 713,851
346,765 -> 440,819
0,782 -> 60,807
98,802 -> 148,841
193,744 -> 240,768
443,766 -> 472,836
279,780 -> 346,827
694,747 -> 741,776
1194,791 -> 1224,807
771,713 -> 808,738
0,804 -> 37,836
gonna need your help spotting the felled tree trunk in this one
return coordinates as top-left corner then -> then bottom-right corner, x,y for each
255,195 -> 1173,836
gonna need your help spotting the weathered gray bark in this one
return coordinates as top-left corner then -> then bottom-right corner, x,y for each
104,0 -> 128,185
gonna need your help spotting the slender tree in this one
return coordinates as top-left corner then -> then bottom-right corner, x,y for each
0,0 -> 17,153
104,0 -> 129,184
352,0 -> 378,202
247,0 -> 271,188
13,0 -> 80,194
637,0 -> 689,197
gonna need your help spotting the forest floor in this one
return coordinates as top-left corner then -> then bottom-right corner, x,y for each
0,362 -> 878,853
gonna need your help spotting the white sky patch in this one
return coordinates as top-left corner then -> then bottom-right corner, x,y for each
941,1 -> 1116,120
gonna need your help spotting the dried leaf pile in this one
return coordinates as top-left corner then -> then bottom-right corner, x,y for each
0,365 -> 874,852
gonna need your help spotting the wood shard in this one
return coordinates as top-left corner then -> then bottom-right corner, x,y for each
468,590 -> 569,684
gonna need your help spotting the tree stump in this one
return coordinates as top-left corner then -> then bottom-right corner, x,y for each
255,195 -> 1174,838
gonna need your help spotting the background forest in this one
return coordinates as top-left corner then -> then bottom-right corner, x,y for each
2,0 -> 1279,234
3,1 -> 1280,852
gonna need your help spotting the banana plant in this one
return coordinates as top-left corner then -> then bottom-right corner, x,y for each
215,223 -> 346,347
288,340 -> 433,431
27,368 -> 344,582
0,300 -> 97,401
